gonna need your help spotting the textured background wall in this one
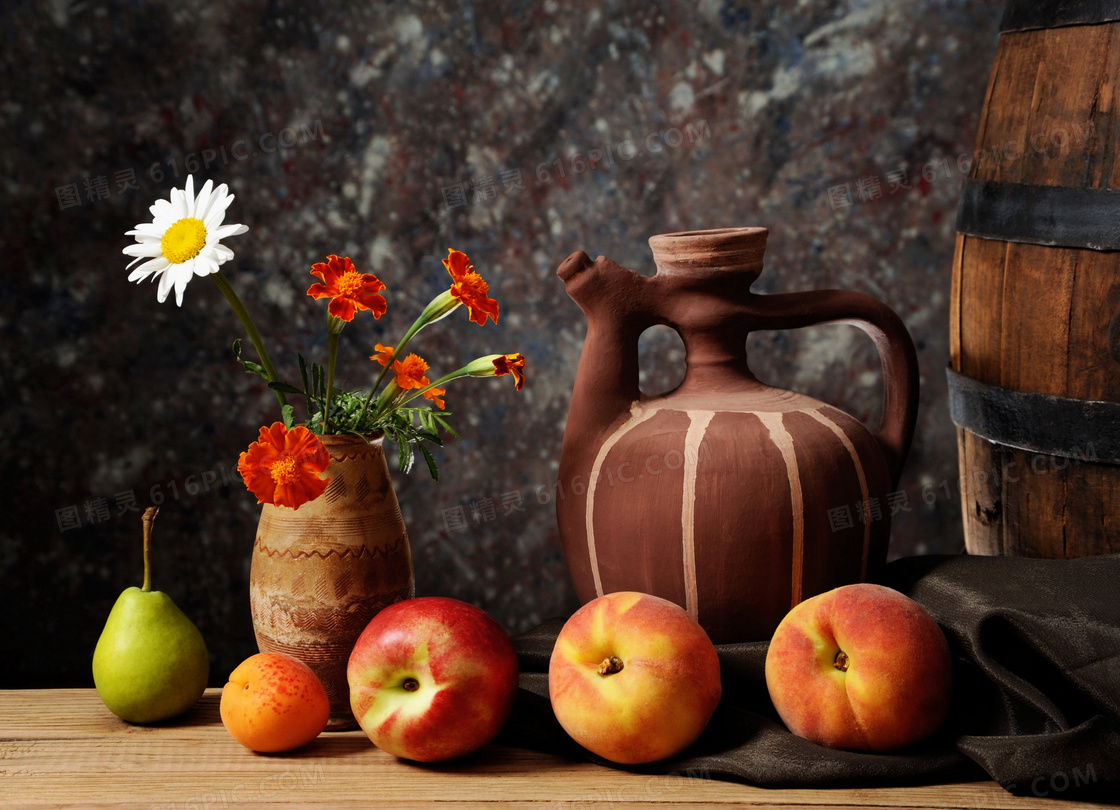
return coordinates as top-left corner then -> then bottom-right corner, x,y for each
0,0 -> 1002,687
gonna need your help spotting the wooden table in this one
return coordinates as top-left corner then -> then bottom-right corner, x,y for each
1,690 -> 1110,809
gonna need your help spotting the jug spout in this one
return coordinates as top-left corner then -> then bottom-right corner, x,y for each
557,249 -> 593,282
556,250 -> 651,445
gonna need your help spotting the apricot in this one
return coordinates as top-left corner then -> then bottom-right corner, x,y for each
220,652 -> 329,752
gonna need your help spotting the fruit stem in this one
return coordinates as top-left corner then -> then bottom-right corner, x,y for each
597,656 -> 624,677
141,507 -> 158,593
402,677 -> 420,692
834,650 -> 850,672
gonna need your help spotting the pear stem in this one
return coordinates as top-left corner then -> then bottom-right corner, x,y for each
141,507 -> 159,592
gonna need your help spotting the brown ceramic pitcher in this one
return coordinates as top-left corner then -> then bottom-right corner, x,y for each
555,227 -> 919,643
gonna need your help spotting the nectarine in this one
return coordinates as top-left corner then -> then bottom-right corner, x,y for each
347,597 -> 520,762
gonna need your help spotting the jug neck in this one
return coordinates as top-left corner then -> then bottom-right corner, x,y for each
673,326 -> 769,397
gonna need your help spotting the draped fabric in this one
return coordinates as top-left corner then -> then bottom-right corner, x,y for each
499,554 -> 1120,804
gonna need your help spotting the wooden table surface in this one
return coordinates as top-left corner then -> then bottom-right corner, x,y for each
0,689 -> 1111,809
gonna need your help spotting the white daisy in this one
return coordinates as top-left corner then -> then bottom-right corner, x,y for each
123,175 -> 248,306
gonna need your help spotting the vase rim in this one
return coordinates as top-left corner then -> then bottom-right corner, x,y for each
317,431 -> 385,447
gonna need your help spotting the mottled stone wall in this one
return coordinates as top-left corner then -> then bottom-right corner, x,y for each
0,0 -> 1002,686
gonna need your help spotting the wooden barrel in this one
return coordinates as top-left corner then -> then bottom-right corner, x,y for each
948,0 -> 1120,557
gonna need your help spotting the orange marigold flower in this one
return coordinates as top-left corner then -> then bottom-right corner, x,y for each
392,353 -> 431,390
370,343 -> 395,366
423,386 -> 446,409
492,353 -> 526,390
443,248 -> 473,280
442,249 -> 499,326
238,422 -> 331,510
307,255 -> 387,322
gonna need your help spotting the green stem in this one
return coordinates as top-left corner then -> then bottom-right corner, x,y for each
140,507 -> 158,592
368,381 -> 400,420
324,329 -> 340,433
211,272 -> 288,413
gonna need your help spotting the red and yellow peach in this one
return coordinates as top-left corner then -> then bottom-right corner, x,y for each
549,591 -> 722,764
765,583 -> 953,752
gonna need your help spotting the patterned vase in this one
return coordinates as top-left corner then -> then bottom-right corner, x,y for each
249,433 -> 414,730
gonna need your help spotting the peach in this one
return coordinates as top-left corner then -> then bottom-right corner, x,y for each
548,591 -> 721,764
764,583 -> 953,752
220,652 -> 330,752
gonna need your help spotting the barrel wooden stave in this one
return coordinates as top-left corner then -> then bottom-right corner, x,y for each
950,17 -> 1120,558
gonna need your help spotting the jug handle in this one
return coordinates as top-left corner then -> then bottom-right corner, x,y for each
745,289 -> 919,487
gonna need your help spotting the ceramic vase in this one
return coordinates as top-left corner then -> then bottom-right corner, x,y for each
555,227 -> 920,643
249,433 -> 414,730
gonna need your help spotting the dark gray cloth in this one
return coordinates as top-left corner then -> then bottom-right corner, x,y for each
499,554 -> 1120,804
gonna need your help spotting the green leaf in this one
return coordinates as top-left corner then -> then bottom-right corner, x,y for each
433,415 -> 460,440
298,353 -> 310,395
281,404 -> 295,429
313,363 -> 325,399
419,443 -> 440,481
268,381 -> 305,395
397,438 -> 415,474
232,338 -> 269,380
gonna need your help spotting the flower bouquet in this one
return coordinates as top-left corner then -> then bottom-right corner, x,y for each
123,175 -> 526,727
123,175 -> 526,511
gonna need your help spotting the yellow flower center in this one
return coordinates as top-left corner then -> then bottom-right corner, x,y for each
334,270 -> 365,297
161,217 -> 208,264
270,455 -> 301,485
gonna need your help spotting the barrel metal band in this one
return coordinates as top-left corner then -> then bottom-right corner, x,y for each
947,367 -> 1120,464
956,179 -> 1120,251
1000,0 -> 1120,31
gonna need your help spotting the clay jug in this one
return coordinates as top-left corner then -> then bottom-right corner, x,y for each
556,227 -> 919,643
249,433 -> 414,730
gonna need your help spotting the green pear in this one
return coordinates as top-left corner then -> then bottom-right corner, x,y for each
92,507 -> 209,723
